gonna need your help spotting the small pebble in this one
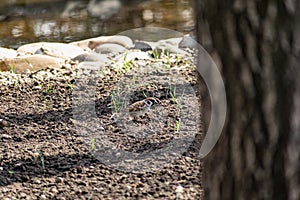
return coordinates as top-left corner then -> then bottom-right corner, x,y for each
40,194 -> 47,200
1,134 -> 12,139
175,185 -> 184,193
50,187 -> 58,194
20,192 -> 27,197
55,177 -> 64,183
134,41 -> 152,52
0,119 -> 8,127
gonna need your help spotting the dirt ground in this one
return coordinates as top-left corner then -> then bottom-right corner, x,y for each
0,62 -> 203,199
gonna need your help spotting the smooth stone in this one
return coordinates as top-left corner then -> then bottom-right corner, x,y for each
72,52 -> 111,64
154,43 -> 188,55
117,51 -> 152,62
179,36 -> 198,49
158,37 -> 183,47
133,41 -> 152,52
140,37 -> 188,55
17,42 -> 85,58
0,47 -> 18,59
0,55 -> 63,73
77,61 -> 105,71
70,35 -> 133,50
94,43 -> 126,55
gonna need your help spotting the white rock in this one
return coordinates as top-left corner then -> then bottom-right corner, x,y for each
17,42 -> 85,59
0,47 -> 17,59
175,185 -> 184,193
95,43 -> 126,55
71,35 -> 133,50
115,51 -> 152,62
72,52 -> 111,64
0,55 -> 63,73
78,61 -> 107,71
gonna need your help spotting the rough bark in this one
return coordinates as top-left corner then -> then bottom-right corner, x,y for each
195,0 -> 300,199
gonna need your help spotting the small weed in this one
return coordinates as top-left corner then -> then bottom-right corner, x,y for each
43,84 -> 53,95
174,120 -> 180,133
167,77 -> 180,105
123,60 -> 133,72
35,147 -> 45,170
8,170 -> 14,175
67,82 -> 73,90
169,86 -> 179,105
25,58 -> 34,69
10,64 -> 15,73
142,91 -> 148,98
165,50 -> 171,69
110,88 -> 125,112
153,49 -> 160,60
148,194 -> 155,199
118,52 -> 134,73
91,138 -> 95,151
40,155 -> 45,169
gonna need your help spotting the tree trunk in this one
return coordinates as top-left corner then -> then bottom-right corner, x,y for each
195,0 -> 300,199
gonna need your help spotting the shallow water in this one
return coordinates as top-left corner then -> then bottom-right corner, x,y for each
0,0 -> 194,49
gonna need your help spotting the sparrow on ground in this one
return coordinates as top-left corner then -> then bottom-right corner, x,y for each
127,97 -> 161,117
103,97 -> 161,126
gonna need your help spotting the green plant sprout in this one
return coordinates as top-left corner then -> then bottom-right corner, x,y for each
40,154 -> 45,170
25,58 -> 34,69
174,120 -> 180,133
98,70 -> 105,78
91,138 -> 95,151
153,49 -> 160,60
36,132 -> 58,171
142,90 -> 148,98
123,60 -> 133,72
122,52 -> 134,72
67,82 -> 73,90
35,147 -> 45,170
168,82 -> 179,105
165,50 -> 171,69
110,88 -> 125,113
8,170 -> 14,175
10,64 -> 15,73
170,86 -> 178,104
43,84 -> 53,95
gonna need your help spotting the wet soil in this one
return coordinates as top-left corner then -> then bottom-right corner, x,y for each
0,64 -> 203,199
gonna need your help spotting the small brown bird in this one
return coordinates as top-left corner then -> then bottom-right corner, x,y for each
103,97 -> 161,127
0,119 -> 8,127
127,97 -> 161,117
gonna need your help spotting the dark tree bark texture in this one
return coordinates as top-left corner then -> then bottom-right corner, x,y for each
195,0 -> 300,199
